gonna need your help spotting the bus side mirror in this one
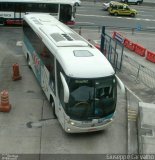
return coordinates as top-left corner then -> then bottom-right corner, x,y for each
60,72 -> 70,103
115,75 -> 125,93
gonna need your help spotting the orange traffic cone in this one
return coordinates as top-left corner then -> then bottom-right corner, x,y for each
0,90 -> 11,112
12,63 -> 22,81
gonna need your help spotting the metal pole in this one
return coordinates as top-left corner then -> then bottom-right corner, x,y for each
79,27 -> 81,35
100,26 -> 105,55
136,65 -> 141,83
132,28 -> 134,35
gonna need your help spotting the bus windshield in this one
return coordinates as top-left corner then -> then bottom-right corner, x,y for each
66,76 -> 117,121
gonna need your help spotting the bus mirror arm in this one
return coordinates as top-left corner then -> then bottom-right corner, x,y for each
115,75 -> 125,94
60,72 -> 70,103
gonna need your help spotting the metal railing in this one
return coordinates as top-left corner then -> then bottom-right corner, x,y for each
103,32 -> 124,71
73,24 -> 155,34
122,54 -> 155,89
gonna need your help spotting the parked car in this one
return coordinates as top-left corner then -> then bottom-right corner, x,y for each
108,3 -> 137,17
102,1 -> 121,11
120,0 -> 143,5
74,0 -> 81,6
102,1 -> 111,11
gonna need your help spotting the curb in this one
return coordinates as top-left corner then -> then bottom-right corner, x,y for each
125,87 -> 142,154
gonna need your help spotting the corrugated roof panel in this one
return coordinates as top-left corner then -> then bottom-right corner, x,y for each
50,33 -> 66,42
40,26 -> 88,47
69,33 -> 83,41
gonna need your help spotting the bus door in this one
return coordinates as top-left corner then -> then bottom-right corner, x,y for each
48,4 -> 59,20
14,3 -> 25,23
14,3 -> 21,20
59,4 -> 72,23
41,66 -> 50,98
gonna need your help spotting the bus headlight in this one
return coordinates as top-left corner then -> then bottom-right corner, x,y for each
70,121 -> 75,125
67,128 -> 71,132
66,119 -> 75,126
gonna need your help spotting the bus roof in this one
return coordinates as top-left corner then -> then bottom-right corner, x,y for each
23,14 -> 115,78
0,0 -> 75,5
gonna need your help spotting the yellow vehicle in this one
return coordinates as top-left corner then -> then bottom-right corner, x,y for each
108,3 -> 137,17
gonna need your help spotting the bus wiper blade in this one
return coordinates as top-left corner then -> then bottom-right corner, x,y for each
87,116 -> 100,120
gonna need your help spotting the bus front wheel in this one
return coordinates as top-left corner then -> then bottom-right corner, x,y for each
52,102 -> 57,118
50,95 -> 57,118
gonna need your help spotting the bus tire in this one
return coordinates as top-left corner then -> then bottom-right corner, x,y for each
27,54 -> 31,69
50,95 -> 57,118
52,103 -> 57,118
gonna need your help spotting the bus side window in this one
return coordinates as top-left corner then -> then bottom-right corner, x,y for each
41,47 -> 50,58
40,46 -> 55,91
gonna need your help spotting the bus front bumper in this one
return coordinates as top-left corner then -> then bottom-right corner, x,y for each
64,118 -> 114,133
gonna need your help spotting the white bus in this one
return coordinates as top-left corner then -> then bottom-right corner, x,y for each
0,0 -> 76,25
22,14 -> 124,133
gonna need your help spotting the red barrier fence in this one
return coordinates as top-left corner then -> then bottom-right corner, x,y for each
112,32 -> 116,39
95,44 -> 100,50
112,32 -> 155,64
124,38 -> 135,51
134,43 -> 146,57
146,50 -> 155,63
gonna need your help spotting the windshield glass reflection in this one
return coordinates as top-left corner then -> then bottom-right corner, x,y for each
66,76 -> 117,121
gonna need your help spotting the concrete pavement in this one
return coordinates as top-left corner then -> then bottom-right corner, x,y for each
138,102 -> 155,154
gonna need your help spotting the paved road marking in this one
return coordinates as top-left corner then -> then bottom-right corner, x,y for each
16,41 -> 23,46
140,14 -> 154,17
147,27 -> 155,29
128,109 -> 137,121
76,22 -> 95,24
76,13 -> 155,22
